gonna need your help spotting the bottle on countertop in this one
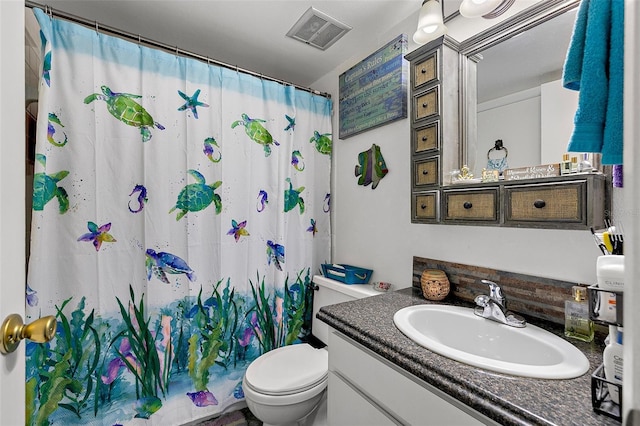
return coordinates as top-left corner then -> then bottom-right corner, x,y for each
603,325 -> 623,404
570,156 -> 579,173
564,285 -> 594,342
578,153 -> 593,172
560,153 -> 572,175
595,255 -> 624,323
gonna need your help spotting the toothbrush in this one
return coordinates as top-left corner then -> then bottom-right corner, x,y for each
590,227 -> 609,255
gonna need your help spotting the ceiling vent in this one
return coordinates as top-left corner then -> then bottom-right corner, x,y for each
286,7 -> 352,51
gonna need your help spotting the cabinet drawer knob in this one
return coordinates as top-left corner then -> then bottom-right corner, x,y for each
463,201 -> 473,209
422,102 -> 429,108
422,170 -> 429,175
422,135 -> 428,141
420,204 -> 427,209
533,199 -> 546,209
421,68 -> 427,74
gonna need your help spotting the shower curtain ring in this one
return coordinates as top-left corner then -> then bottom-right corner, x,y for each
95,21 -> 99,33
138,34 -> 141,45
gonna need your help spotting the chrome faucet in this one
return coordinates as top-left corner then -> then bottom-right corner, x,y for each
474,280 -> 526,328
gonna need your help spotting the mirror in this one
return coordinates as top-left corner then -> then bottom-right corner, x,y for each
456,0 -> 583,182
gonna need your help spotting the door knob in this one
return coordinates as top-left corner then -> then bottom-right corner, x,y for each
0,314 -> 56,354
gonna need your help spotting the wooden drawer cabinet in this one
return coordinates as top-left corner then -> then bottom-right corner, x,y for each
413,52 -> 437,88
414,121 -> 439,154
443,188 -> 498,223
414,86 -> 439,121
505,181 -> 585,225
414,157 -> 439,187
413,192 -> 439,222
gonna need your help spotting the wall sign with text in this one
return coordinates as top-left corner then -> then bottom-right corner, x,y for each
339,34 -> 408,139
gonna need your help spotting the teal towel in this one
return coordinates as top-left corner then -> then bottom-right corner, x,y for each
562,0 -> 624,165
562,0 -> 590,91
603,0 -> 623,165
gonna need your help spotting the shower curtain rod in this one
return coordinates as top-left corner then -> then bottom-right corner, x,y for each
24,0 -> 332,99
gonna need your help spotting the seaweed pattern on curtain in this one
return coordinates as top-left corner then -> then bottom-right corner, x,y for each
26,9 -> 332,426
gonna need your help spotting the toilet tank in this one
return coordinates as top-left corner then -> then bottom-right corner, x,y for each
311,275 -> 379,345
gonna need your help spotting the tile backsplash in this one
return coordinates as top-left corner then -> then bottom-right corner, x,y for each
413,256 -> 586,325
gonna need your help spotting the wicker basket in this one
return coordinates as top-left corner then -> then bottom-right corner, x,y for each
420,269 -> 450,301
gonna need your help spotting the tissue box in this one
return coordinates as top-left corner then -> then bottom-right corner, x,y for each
321,264 -> 373,284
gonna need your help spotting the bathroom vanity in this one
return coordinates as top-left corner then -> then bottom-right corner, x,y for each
318,287 -> 619,426
328,330 -> 498,425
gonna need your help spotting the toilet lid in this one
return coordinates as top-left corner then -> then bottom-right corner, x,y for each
245,344 -> 328,395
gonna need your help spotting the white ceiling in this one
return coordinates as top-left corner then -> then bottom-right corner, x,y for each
27,1 -> 574,106
37,0 -> 442,89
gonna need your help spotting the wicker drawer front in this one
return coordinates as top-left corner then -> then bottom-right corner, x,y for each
413,192 -> 438,221
505,182 -> 584,223
414,157 -> 439,187
444,189 -> 498,221
414,87 -> 439,121
414,53 -> 437,88
414,122 -> 439,153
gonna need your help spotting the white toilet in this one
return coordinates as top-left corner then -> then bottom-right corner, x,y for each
242,275 -> 379,426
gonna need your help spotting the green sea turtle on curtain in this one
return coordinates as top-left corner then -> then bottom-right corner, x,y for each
310,130 -> 332,155
32,153 -> 69,213
231,113 -> 280,156
169,169 -> 223,220
84,85 -> 165,142
284,178 -> 305,213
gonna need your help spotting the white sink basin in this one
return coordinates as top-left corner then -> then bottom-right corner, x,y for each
393,304 -> 589,379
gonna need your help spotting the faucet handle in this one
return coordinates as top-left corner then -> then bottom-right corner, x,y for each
481,280 -> 505,305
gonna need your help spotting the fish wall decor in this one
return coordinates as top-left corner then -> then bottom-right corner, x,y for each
355,143 -> 388,189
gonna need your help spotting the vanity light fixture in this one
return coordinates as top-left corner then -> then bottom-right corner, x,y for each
459,0 -> 516,19
413,0 -> 448,45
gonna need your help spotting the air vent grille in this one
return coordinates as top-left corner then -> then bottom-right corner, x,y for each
286,7 -> 351,51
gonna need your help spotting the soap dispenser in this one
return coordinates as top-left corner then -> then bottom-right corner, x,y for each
564,286 -> 594,342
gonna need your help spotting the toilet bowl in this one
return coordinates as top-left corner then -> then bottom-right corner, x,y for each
242,343 -> 328,426
242,275 -> 379,425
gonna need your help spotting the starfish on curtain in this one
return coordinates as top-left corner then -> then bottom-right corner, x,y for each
77,221 -> 117,251
177,89 -> 209,119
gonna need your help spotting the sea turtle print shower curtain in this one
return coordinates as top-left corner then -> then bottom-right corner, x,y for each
26,9 -> 332,425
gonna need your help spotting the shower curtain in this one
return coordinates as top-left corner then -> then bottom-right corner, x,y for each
26,9 -> 332,425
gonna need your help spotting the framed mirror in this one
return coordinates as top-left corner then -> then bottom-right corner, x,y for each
455,0 -> 584,182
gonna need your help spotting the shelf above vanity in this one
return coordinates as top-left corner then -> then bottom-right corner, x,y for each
405,12 -> 610,230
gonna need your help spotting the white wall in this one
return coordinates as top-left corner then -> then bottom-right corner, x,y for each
311,10 -> 607,289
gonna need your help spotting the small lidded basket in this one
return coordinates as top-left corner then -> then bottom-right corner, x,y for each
420,269 -> 450,301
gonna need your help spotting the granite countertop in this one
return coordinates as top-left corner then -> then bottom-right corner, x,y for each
318,287 -> 619,426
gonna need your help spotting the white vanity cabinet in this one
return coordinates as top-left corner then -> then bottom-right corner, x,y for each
328,331 -> 499,426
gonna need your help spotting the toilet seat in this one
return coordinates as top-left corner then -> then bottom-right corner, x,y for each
244,344 -> 328,396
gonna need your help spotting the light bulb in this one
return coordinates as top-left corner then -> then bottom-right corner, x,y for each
459,0 -> 502,18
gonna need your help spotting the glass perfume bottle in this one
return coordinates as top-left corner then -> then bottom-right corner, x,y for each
564,286 -> 594,342
560,153 -> 572,175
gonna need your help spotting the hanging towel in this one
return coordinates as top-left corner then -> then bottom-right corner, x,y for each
562,0 -> 624,165
562,0 -> 590,91
603,0 -> 624,165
